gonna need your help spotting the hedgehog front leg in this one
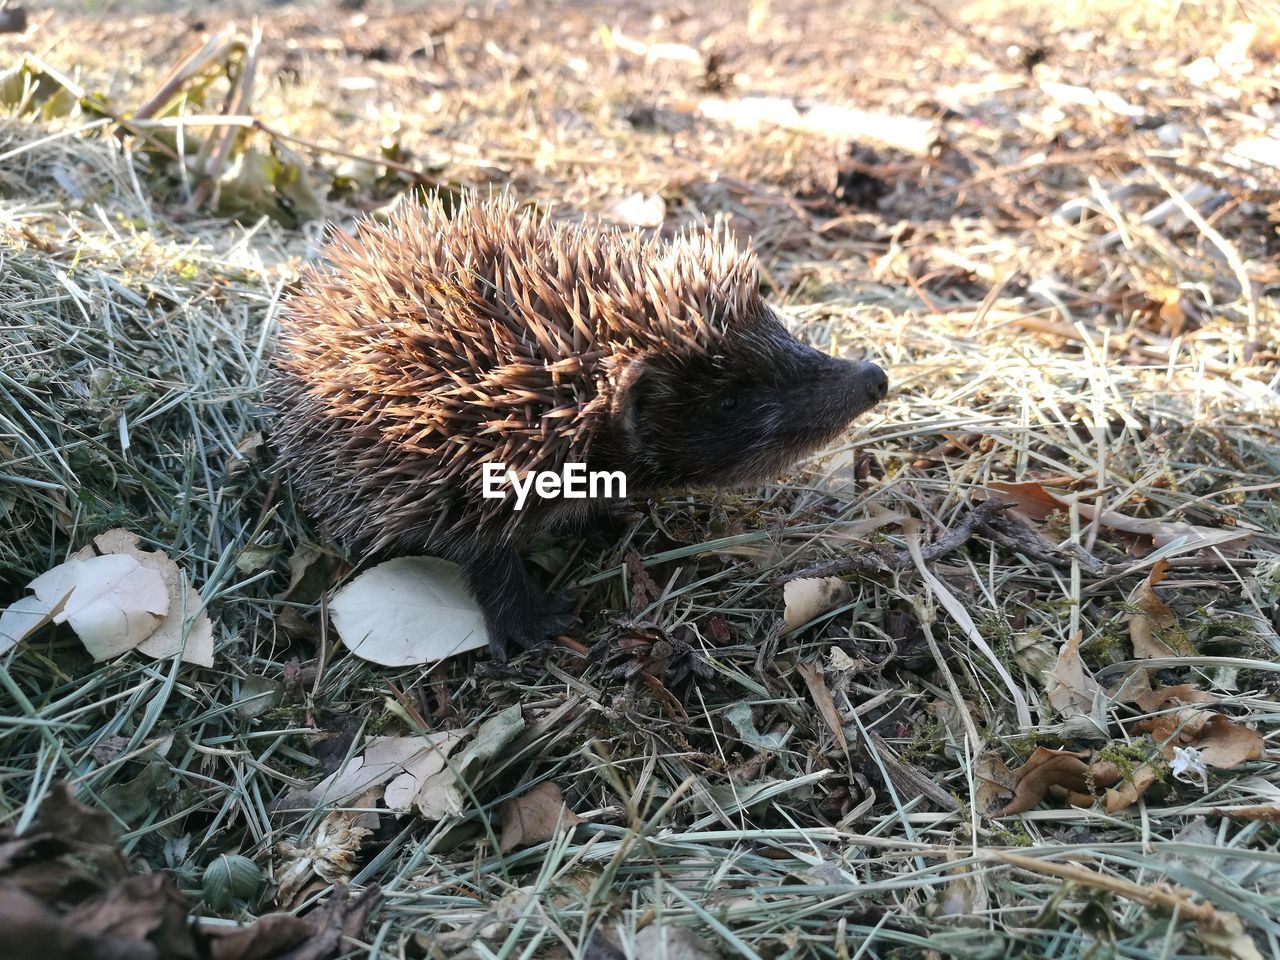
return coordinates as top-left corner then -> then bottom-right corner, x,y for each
463,546 -> 577,659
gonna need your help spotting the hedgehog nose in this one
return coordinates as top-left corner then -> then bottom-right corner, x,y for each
860,361 -> 889,402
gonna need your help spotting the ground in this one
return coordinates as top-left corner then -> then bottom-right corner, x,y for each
1,0 -> 1279,958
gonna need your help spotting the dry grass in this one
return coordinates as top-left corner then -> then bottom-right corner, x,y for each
2,0 -> 1280,958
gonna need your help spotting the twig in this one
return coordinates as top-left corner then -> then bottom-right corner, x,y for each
190,24 -> 262,211
14,55 -> 183,163
777,498 -> 1246,588
252,120 -> 444,185
776,499 -> 1011,583
133,26 -> 240,121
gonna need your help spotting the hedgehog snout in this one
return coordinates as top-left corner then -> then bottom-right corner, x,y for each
854,359 -> 889,404
827,357 -> 889,411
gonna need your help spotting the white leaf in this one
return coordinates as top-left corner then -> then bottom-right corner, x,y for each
383,731 -> 467,812
91,529 -> 215,666
282,733 -> 466,810
633,927 -> 719,960
415,704 -> 525,820
783,576 -> 850,633
330,557 -> 488,666
29,554 -> 169,660
0,593 -> 65,654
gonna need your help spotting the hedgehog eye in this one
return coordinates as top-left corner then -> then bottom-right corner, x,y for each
718,394 -> 743,413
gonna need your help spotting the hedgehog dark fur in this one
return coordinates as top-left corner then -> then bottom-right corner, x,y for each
268,192 -> 888,658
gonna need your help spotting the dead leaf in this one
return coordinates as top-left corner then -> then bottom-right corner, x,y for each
783,576 -> 851,632
1011,628 -> 1056,676
0,593 -> 69,655
975,752 -> 1016,816
0,887 -> 77,960
275,542 -> 338,604
329,557 -> 488,665
382,732 -> 468,812
994,747 -> 1112,817
987,482 -> 1251,554
100,759 -> 171,823
1127,559 -> 1193,658
61,871 -> 193,957
234,676 -> 281,719
932,848 -> 987,917
797,661 -> 850,764
278,732 -> 465,811
1133,684 -> 1218,711
723,702 -> 786,751
90,529 -> 215,666
203,884 -> 382,960
1207,805 -> 1280,823
28,553 -> 169,660
1139,285 -> 1194,338
1137,711 -> 1264,769
984,480 -> 1069,521
499,782 -> 582,853
1197,913 -> 1267,960
1045,632 -> 1100,719
633,925 -> 720,960
624,550 -> 661,615
227,430 -> 264,477
235,543 -> 282,575
414,704 -> 525,820
1102,762 -> 1160,812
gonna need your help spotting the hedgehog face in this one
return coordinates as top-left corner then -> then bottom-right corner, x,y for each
611,314 -> 887,490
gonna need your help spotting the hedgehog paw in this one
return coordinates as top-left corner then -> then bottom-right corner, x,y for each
485,589 -> 579,660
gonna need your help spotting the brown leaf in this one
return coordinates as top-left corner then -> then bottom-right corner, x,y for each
205,884 -> 382,960
63,872 -> 192,955
206,914 -> 312,960
1208,805 -> 1280,823
988,483 -> 1250,553
974,752 -> 1017,817
0,873 -> 198,960
1127,559 -> 1193,658
499,782 -> 582,853
1045,631 -> 1100,719
1102,762 -> 1161,812
995,747 -> 1104,817
0,887 -> 84,960
0,785 -> 379,960
797,661 -> 850,763
1138,712 -> 1264,769
34,782 -> 118,849
0,783 -> 127,902
985,480 -> 1068,521
1133,683 -> 1217,711
1131,683 -> 1263,768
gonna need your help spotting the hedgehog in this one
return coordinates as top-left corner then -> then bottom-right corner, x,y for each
268,192 -> 888,658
